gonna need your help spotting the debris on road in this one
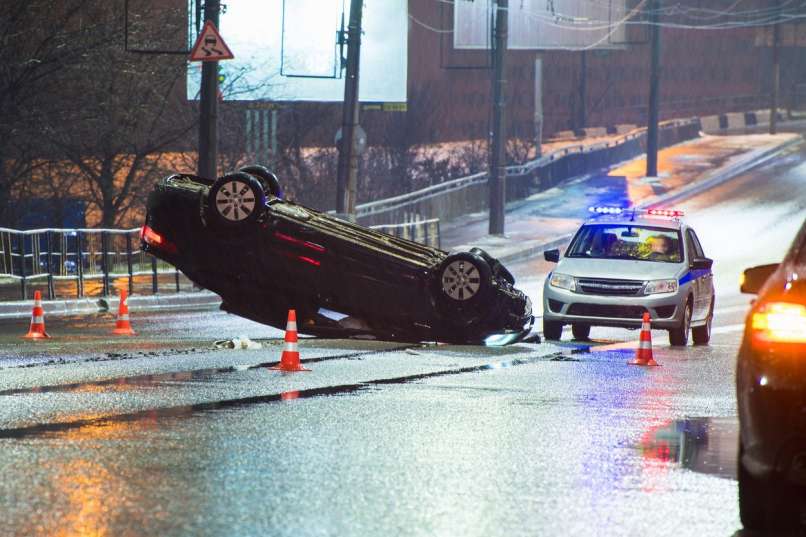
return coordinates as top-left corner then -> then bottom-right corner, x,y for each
213,336 -> 263,350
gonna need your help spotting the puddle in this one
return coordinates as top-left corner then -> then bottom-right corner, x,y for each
0,346 -> 415,397
640,417 -> 738,480
0,352 -> 563,439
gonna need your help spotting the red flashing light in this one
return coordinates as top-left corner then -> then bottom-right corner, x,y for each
647,209 -> 684,218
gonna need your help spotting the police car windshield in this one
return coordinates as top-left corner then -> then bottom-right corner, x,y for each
567,224 -> 682,263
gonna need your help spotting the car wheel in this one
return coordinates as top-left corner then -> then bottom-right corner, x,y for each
435,252 -> 492,326
207,172 -> 266,228
668,300 -> 691,346
543,320 -> 563,341
738,442 -> 799,531
571,324 -> 590,341
692,296 -> 714,345
239,165 -> 283,199
738,447 -> 767,530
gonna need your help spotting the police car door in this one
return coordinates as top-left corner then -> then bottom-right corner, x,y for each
686,229 -> 712,320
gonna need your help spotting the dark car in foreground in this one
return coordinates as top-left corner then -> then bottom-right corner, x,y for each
737,217 -> 806,531
141,166 -> 532,345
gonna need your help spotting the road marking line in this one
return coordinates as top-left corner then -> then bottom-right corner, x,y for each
710,323 -> 746,335
715,305 -> 750,315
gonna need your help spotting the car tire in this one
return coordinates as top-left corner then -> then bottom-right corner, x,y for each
571,324 -> 590,341
207,172 -> 266,229
668,300 -> 691,346
239,165 -> 283,199
435,252 -> 492,326
692,296 -> 714,345
738,442 -> 798,531
543,320 -> 563,341
738,449 -> 767,530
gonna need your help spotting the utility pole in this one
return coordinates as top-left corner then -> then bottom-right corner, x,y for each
336,0 -> 364,220
578,50 -> 587,132
770,0 -> 782,135
198,0 -> 220,179
489,0 -> 508,236
645,0 -> 661,178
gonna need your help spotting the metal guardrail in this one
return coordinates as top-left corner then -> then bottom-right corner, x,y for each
0,227 -> 181,300
370,218 -> 441,249
354,118 -> 700,226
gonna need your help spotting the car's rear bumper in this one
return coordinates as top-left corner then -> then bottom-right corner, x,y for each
738,344 -> 806,485
542,284 -> 683,329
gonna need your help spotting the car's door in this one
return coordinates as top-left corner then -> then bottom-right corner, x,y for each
686,228 -> 713,320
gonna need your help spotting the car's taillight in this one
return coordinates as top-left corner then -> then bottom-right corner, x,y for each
751,302 -> 806,345
140,225 -> 177,254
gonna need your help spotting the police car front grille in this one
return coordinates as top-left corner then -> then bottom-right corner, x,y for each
577,278 -> 644,296
567,304 -> 648,319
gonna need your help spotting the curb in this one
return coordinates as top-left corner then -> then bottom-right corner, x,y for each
0,291 -> 222,320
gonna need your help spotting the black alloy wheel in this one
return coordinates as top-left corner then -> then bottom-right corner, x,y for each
207,172 -> 266,228
435,252 -> 492,326
239,165 -> 283,199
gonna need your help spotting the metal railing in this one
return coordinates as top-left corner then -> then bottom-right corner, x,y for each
0,227 -> 185,301
353,118 -> 701,227
370,218 -> 441,249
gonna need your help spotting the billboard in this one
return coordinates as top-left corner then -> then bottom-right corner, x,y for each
454,0 -> 628,50
187,0 -> 408,102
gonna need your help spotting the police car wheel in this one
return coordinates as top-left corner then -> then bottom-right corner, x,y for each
571,324 -> 590,341
692,296 -> 713,345
208,172 -> 266,228
668,301 -> 691,346
543,320 -> 563,341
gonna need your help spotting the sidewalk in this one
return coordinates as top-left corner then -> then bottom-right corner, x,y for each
442,131 -> 803,265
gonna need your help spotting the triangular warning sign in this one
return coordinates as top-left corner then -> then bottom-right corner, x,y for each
189,21 -> 234,62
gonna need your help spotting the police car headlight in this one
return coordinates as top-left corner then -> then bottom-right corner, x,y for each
644,279 -> 678,295
549,272 -> 576,292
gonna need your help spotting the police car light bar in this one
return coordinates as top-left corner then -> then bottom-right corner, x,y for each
646,208 -> 685,218
588,206 -> 624,215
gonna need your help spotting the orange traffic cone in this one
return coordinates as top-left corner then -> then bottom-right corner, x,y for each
112,289 -> 136,335
23,290 -> 50,339
270,310 -> 310,372
628,312 -> 659,366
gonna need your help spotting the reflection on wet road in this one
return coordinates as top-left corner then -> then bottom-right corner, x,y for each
1,139 -> 806,536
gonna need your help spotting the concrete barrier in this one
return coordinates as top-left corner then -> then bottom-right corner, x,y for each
726,112 -> 746,129
700,115 -> 722,133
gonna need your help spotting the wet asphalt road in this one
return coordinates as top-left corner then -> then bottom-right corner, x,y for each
1,140 -> 806,536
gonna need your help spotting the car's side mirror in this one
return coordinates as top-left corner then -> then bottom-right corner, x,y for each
544,249 -> 560,263
690,257 -> 713,270
740,263 -> 779,294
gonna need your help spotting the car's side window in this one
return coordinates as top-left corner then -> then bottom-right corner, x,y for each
688,229 -> 705,257
687,230 -> 705,259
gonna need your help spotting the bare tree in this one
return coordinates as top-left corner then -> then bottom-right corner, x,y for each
0,0 -> 114,226
40,2 -> 195,228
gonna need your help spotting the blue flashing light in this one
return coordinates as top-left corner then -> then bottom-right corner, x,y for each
588,206 -> 624,215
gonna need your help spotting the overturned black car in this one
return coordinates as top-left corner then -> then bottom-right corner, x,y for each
142,166 -> 533,344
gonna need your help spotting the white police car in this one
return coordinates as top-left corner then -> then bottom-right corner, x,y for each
542,207 -> 714,345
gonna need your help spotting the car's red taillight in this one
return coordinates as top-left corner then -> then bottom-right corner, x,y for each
140,225 -> 177,254
751,302 -> 806,345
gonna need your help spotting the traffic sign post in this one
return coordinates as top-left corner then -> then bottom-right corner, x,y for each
189,5 -> 234,182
